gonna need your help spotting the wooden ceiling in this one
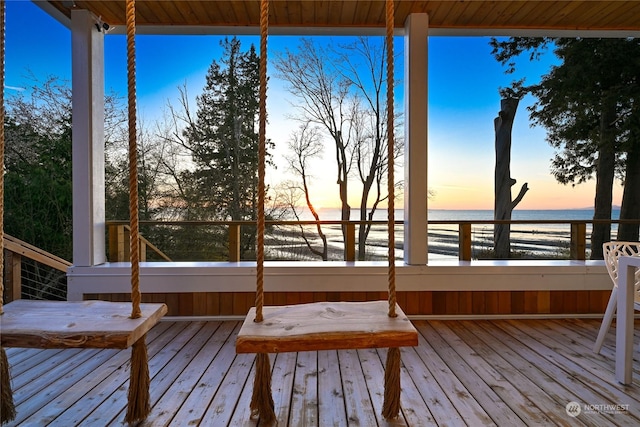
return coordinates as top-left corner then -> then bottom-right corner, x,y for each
43,1 -> 640,33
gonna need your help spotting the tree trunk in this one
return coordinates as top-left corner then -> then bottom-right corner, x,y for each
336,132 -> 351,259
618,141 -> 640,241
358,208 -> 367,261
494,98 -> 528,258
590,96 -> 617,259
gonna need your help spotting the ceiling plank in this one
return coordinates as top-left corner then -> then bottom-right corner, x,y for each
44,1 -> 640,33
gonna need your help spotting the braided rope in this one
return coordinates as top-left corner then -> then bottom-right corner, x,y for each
126,0 -> 141,319
386,0 -> 396,318
254,0 -> 268,323
0,0 -> 5,315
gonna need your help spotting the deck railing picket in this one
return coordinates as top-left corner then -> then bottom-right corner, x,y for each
570,222 -> 587,260
459,223 -> 472,261
228,224 -> 241,262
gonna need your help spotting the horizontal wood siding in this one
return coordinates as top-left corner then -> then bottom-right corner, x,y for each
84,290 -> 611,317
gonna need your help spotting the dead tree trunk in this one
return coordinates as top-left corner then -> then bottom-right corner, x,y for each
590,94 -> 617,260
618,141 -> 640,241
494,98 -> 529,258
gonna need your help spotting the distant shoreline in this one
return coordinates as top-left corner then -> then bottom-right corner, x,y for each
265,213 -> 617,261
295,207 -> 622,222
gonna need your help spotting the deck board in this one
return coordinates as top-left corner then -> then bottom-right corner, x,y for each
139,322 -> 225,425
401,335 -> 469,426
499,320 -> 640,418
290,350 -> 319,426
4,318 -> 640,426
339,348 -> 379,426
272,352 -> 298,424
414,322 -> 522,427
317,349 -> 348,426
411,323 -> 495,425
150,322 -> 237,426
438,321 -> 577,426
77,321 -> 187,425
462,321 -> 615,426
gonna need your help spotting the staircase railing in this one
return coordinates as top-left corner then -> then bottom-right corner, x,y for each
2,235 -> 71,302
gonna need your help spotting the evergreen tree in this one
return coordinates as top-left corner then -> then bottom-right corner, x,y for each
491,37 -> 640,258
183,37 -> 269,258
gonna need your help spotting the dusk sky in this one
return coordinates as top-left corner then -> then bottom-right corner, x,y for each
6,0 -> 623,211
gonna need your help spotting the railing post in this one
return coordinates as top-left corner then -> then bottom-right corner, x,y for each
108,224 -> 117,262
570,223 -> 587,260
229,224 -> 241,262
140,241 -> 147,262
12,252 -> 21,301
3,250 -> 21,302
345,223 -> 356,262
459,223 -> 472,261
108,224 -> 128,262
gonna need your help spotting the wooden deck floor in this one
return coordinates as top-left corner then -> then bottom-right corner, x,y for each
4,318 -> 640,426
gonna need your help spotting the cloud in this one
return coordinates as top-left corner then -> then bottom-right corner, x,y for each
6,85 -> 25,91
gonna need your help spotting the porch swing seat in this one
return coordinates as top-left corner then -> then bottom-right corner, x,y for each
235,300 -> 418,354
0,299 -> 167,349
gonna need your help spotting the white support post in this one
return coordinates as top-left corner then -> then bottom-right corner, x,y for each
71,10 -> 106,268
403,14 -> 429,265
615,256 -> 640,384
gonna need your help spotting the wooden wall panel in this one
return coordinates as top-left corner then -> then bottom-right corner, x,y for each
524,291 -> 538,314
472,292 -> 485,314
486,291 -> 499,313
550,291 -> 564,314
458,291 -> 472,314
563,291 -> 579,314
537,291 -> 551,314
419,292 -> 433,315
84,290 -> 610,317
432,292 -> 447,315
511,291 -> 525,314
589,290 -> 610,313
498,291 -> 512,314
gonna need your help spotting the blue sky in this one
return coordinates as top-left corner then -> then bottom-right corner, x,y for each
7,0 -> 621,210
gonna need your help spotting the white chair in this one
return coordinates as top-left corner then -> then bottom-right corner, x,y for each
593,241 -> 640,354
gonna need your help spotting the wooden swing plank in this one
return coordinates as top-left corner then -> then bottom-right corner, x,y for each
235,301 -> 418,354
0,300 -> 168,349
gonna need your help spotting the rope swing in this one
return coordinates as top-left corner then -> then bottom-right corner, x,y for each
381,0 -> 402,418
249,0 -> 276,422
239,0 -> 414,422
124,0 -> 152,423
0,1 -> 17,422
0,1 -> 165,424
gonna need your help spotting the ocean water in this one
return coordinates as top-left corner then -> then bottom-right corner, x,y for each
309,207 -> 621,222
269,208 -> 624,261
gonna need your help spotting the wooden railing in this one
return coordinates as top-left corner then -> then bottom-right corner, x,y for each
106,219 -> 639,262
2,235 -> 71,303
107,224 -> 172,262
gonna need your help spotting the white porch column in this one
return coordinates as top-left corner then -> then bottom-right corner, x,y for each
71,10 -> 106,267
403,13 -> 429,265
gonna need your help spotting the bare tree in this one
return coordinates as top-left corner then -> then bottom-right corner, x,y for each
275,37 -> 403,260
275,39 -> 352,258
284,123 -> 328,260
